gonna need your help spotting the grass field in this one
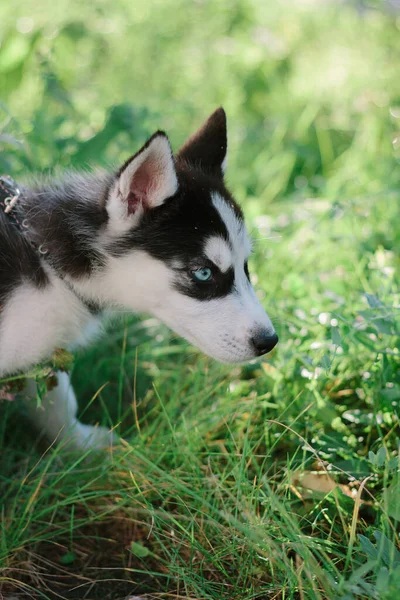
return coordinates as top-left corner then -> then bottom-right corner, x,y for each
1,1 -> 400,598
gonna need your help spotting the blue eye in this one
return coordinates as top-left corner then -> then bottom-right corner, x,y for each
193,267 -> 213,282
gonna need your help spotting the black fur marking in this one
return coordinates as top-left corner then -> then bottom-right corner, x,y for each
20,171 -> 113,279
178,108 -> 227,178
244,261 -> 250,282
107,163 -> 244,301
175,264 -> 235,301
0,212 -> 49,311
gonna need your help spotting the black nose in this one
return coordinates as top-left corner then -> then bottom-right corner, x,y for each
251,331 -> 279,356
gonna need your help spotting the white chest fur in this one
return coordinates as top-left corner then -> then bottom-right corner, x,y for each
0,272 -> 101,376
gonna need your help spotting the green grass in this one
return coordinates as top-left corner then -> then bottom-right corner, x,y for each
1,0 -> 400,598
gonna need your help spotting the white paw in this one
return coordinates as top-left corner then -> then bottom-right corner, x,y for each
66,422 -> 117,451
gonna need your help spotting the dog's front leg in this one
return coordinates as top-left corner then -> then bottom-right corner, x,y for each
23,372 -> 115,450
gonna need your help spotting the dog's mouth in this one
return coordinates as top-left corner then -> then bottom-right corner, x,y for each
153,311 -> 266,365
184,337 -> 259,365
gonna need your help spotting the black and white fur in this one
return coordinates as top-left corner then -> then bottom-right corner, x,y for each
0,109 -> 278,449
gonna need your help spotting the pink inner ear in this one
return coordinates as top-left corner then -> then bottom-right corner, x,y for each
126,191 -> 142,215
127,158 -> 158,214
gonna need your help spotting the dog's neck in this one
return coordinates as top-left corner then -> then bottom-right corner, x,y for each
20,171 -> 114,280
17,171 -> 162,317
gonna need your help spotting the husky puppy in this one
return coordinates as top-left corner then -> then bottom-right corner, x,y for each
0,108 -> 278,449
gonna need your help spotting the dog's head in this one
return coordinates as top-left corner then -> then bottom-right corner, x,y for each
103,108 -> 278,363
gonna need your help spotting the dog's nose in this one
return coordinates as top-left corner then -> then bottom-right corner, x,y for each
251,330 -> 279,356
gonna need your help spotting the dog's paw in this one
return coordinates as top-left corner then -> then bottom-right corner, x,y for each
67,423 -> 117,451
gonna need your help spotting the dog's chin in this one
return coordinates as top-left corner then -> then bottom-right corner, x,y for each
199,348 -> 259,365
213,356 -> 259,366
154,313 -> 258,365
179,332 -> 258,365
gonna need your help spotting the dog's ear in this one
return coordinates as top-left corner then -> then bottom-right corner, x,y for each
177,107 -> 227,178
107,132 -> 178,232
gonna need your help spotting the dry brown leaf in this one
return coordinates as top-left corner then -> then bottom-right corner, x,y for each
261,362 -> 280,376
290,470 -> 357,500
330,389 -> 355,399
